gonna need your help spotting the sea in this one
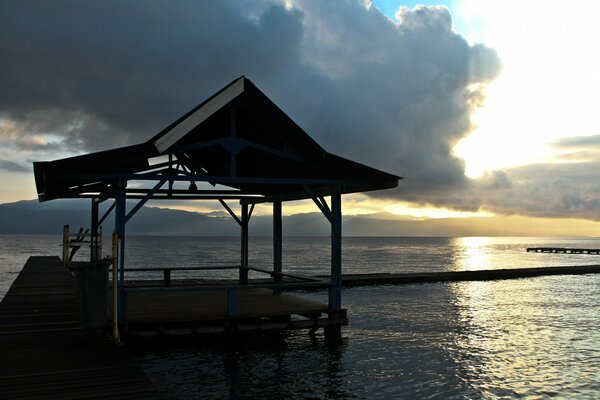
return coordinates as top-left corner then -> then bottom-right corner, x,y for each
1,235 -> 600,399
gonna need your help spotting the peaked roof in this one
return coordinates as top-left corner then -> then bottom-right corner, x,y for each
34,76 -> 401,202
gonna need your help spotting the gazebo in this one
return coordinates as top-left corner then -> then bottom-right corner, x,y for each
33,76 -> 400,336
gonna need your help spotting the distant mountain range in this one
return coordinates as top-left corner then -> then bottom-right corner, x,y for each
1,199 -> 598,237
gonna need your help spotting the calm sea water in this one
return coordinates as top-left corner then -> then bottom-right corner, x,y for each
1,235 -> 600,399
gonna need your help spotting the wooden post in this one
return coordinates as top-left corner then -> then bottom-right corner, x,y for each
91,199 -> 99,262
326,190 -> 342,338
62,225 -> 69,268
329,191 -> 342,311
115,179 -> 127,320
240,203 -> 249,285
227,288 -> 238,317
273,200 -> 282,293
112,232 -> 120,344
97,226 -> 103,260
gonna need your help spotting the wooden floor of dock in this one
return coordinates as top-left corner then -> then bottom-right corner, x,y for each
0,256 -> 162,400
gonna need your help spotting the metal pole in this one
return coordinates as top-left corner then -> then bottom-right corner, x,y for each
273,200 -> 282,293
240,203 -> 249,284
112,232 -> 120,344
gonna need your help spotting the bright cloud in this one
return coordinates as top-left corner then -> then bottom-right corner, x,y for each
454,0 -> 600,177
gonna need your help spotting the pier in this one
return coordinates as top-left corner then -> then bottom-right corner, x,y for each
2,255 -> 600,398
0,256 -> 161,400
334,264 -> 600,285
526,247 -> 600,255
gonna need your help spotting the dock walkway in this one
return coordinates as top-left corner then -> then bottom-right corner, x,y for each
332,264 -> 600,286
0,256 -> 161,400
527,247 -> 600,255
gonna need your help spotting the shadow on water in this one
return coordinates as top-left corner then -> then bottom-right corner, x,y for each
130,331 -> 353,400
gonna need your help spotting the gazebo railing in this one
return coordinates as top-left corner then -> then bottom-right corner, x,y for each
112,265 -> 329,289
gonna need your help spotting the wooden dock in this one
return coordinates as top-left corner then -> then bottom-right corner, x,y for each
527,247 -> 600,255
0,256 -> 162,400
330,264 -> 600,286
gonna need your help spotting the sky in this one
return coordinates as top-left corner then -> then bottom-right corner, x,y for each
2,0 -> 600,234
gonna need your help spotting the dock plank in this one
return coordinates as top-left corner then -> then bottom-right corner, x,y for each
0,256 -> 162,400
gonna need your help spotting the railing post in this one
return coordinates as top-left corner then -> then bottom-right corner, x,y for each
62,225 -> 69,268
227,288 -> 238,317
163,269 -> 171,287
112,232 -> 120,344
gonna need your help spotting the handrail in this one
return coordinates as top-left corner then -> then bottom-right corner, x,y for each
125,280 -> 332,292
110,264 -> 328,288
121,265 -> 241,272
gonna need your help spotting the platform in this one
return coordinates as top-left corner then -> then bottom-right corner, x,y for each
120,287 -> 346,338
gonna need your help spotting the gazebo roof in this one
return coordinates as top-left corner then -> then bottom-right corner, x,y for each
34,76 -> 400,203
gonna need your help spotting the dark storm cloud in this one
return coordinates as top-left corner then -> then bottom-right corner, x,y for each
0,0 -> 304,150
0,1 -> 503,206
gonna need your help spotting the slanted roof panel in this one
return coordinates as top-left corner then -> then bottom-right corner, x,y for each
152,77 -> 245,153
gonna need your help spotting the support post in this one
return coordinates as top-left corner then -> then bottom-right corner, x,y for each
273,200 -> 282,293
112,231 -> 120,343
115,179 -> 127,321
326,190 -> 342,337
240,203 -> 249,285
91,199 -> 99,262
329,192 -> 342,310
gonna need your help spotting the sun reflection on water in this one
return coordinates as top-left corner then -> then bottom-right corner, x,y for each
452,237 -> 494,271
448,275 -> 598,398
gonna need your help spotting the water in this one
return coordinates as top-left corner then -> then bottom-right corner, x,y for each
1,235 -> 600,398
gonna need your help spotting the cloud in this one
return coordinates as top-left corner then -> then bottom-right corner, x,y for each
0,1 -> 503,207
552,135 -> 600,150
0,160 -> 29,173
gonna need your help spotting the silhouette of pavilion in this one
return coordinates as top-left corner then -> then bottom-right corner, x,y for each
34,76 -> 400,335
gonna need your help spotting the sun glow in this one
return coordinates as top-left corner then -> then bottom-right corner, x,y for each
383,203 -> 493,219
454,0 -> 600,178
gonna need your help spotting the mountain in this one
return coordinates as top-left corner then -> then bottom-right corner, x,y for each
0,199 -> 330,236
1,199 -> 599,236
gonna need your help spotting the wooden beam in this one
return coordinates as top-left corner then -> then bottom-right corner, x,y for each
219,199 -> 242,226
125,179 -> 166,223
